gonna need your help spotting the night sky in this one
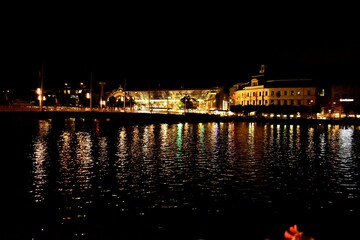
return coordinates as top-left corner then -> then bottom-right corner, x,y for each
2,4 -> 360,92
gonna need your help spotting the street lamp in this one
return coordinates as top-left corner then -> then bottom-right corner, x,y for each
90,72 -> 93,111
39,63 -> 44,111
99,82 -> 106,108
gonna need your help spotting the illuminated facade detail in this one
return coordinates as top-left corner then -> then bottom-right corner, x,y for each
259,64 -> 266,74
107,87 -> 228,113
230,78 -> 318,117
232,79 -> 317,107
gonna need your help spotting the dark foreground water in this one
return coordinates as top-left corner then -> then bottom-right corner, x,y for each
2,117 -> 360,240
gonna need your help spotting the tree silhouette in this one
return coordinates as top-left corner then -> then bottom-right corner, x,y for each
180,95 -> 198,109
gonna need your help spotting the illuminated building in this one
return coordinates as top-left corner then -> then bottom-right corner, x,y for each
230,65 -> 319,118
107,87 -> 229,114
330,82 -> 360,119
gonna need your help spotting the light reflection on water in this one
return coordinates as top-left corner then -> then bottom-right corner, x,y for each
31,120 -> 51,203
5,119 -> 360,239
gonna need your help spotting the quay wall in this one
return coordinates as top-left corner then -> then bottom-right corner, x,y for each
0,110 -> 230,124
1,110 -> 360,126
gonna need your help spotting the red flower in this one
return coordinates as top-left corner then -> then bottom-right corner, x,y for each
284,224 -> 303,240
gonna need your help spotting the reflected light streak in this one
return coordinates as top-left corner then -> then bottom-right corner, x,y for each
197,123 -> 206,148
130,126 -> 141,158
160,123 -> 170,158
98,135 -> 109,176
176,123 -> 183,152
58,131 -> 77,225
75,132 -> 93,191
208,123 -> 219,155
31,120 -> 51,203
142,124 -> 155,158
117,126 -> 128,160
247,122 -> 255,157
57,130 -> 95,229
32,139 -> 48,202
337,128 -> 356,195
306,127 -> 315,160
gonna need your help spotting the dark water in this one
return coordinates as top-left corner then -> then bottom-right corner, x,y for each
2,118 -> 360,240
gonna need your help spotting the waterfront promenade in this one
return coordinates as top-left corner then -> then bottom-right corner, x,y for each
0,105 -> 234,124
1,105 -> 360,125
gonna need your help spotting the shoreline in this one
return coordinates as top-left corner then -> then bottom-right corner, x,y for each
1,110 -> 360,125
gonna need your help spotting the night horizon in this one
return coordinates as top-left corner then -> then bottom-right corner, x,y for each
2,50 -> 360,91
2,5 -> 360,91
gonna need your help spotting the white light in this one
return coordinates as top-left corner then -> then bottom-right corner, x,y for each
340,99 -> 354,102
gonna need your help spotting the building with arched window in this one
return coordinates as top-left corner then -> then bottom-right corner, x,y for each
230,66 -> 319,118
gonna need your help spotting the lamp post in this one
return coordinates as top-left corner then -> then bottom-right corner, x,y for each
123,79 -> 126,111
99,82 -> 105,108
39,63 -> 44,111
90,72 -> 93,111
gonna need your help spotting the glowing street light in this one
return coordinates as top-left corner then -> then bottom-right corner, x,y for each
38,63 -> 44,111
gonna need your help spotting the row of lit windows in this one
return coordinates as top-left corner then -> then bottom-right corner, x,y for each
241,99 -> 314,106
63,89 -> 86,94
240,89 -> 312,98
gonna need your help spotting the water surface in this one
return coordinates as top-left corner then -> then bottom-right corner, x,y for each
2,118 -> 360,239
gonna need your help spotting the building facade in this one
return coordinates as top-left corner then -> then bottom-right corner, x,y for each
329,82 -> 360,118
107,87 -> 229,114
230,78 -> 318,118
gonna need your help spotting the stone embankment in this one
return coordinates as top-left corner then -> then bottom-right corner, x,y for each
1,107 -> 359,125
